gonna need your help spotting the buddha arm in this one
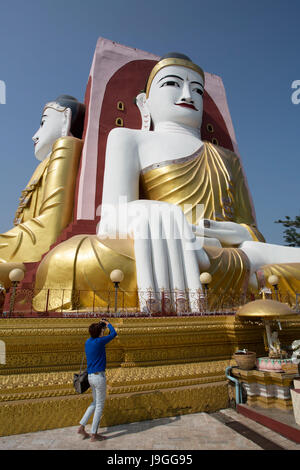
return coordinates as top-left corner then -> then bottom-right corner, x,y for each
101,129 -> 140,206
99,128 -> 141,236
0,136 -> 82,263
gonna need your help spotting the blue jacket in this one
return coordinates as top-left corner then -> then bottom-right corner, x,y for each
85,323 -> 117,374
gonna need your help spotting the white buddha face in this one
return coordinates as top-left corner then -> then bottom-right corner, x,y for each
32,106 -> 70,161
146,65 -> 204,129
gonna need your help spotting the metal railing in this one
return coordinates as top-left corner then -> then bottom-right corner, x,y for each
1,286 -> 299,318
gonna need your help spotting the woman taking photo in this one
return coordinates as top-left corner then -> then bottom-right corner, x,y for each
77,319 -> 117,442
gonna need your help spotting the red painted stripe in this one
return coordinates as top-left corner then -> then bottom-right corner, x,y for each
237,404 -> 300,444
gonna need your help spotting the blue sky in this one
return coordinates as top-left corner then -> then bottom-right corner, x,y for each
0,0 -> 299,244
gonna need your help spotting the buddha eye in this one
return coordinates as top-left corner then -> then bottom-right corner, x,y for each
194,88 -> 203,96
160,81 -> 180,88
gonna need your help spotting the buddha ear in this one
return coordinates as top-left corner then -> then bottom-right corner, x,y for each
136,92 -> 151,131
62,107 -> 72,136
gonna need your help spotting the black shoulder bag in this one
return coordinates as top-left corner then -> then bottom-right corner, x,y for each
73,354 -> 90,394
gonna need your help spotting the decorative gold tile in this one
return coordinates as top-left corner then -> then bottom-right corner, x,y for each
1,316 -> 300,436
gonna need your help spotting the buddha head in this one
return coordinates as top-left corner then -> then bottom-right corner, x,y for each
32,95 -> 85,161
136,53 -> 205,131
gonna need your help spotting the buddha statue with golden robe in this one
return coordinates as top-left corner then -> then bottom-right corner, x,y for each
33,54 -> 300,312
0,95 -> 84,288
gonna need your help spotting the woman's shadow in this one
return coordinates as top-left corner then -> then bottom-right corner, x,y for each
103,416 -> 181,440
102,391 -> 183,439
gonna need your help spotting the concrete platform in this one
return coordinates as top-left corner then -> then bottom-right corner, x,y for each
0,408 -> 299,451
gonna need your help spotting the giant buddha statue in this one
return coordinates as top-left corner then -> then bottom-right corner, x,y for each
33,54 -> 300,312
0,95 -> 84,288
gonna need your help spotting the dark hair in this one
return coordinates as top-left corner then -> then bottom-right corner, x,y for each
160,52 -> 192,61
89,322 -> 104,339
54,94 -> 86,139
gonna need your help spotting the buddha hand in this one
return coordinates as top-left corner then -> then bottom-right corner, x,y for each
192,219 -> 253,246
98,200 -> 210,306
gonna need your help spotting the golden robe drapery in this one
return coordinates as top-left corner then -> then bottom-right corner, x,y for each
0,137 -> 82,288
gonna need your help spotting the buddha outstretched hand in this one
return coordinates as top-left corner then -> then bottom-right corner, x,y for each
98,200 -> 210,297
191,219 -> 253,246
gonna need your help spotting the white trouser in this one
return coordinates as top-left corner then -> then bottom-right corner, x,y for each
79,372 -> 106,434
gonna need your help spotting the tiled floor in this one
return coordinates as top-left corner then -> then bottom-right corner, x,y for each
0,408 -> 299,450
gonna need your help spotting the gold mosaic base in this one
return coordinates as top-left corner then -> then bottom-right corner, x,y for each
0,365 -> 229,436
246,395 -> 293,411
232,368 -> 299,410
232,368 -> 299,388
1,315 -> 300,436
